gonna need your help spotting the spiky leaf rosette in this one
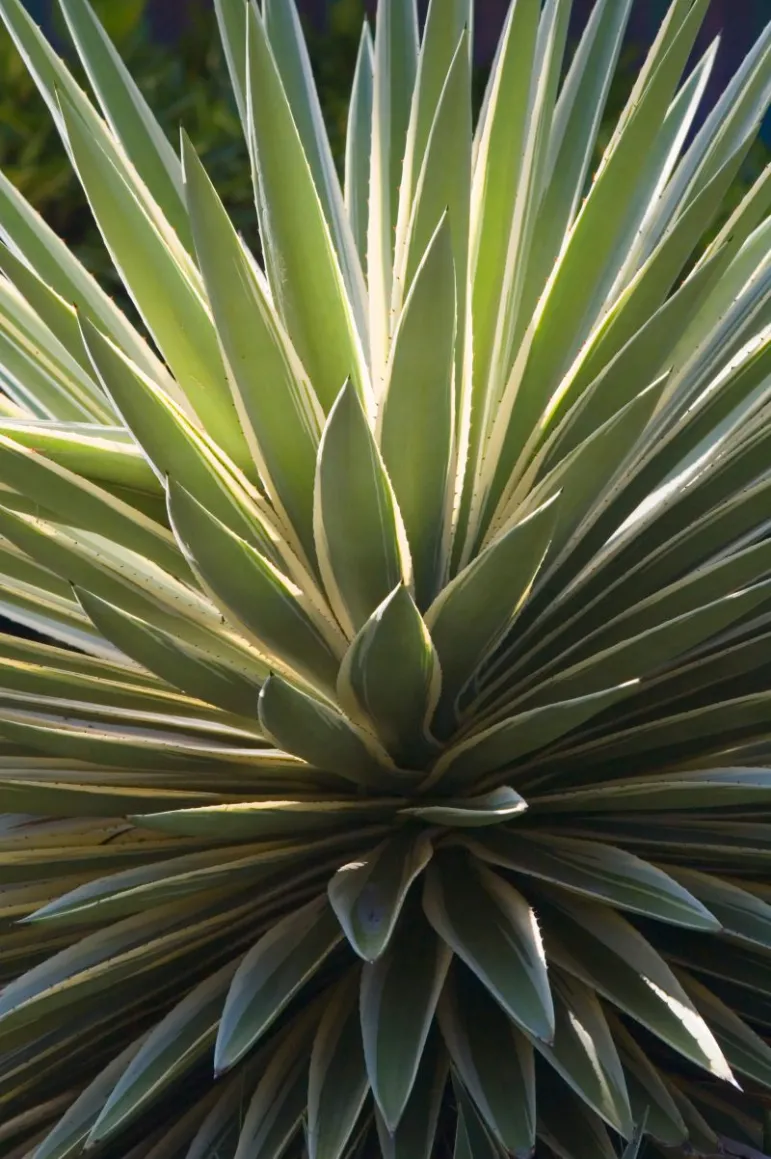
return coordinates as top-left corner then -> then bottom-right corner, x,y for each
0,0 -> 770,1156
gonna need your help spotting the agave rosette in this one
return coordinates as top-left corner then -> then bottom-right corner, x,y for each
0,0 -> 769,1156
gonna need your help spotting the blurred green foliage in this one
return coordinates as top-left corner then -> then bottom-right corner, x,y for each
0,0 -> 766,310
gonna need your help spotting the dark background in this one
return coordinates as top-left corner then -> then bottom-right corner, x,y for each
153,0 -> 771,141
21,0 -> 771,137
8,0 -> 768,276
83,0 -> 771,65
7,0 -> 768,310
19,1 -> 771,72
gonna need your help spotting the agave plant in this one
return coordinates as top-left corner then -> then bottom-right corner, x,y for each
1,0 -> 771,1155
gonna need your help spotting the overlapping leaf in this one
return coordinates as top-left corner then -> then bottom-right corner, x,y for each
0,0 -> 768,1156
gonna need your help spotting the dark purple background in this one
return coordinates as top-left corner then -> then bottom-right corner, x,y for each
151,0 -> 771,139
145,0 -> 767,70
21,0 -> 771,138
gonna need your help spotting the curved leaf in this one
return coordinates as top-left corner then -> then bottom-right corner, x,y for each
57,0 -> 189,243
183,135 -> 324,565
76,589 -> 260,719
666,865 -> 771,949
0,433 -> 184,581
32,1034 -> 147,1159
403,786 -> 526,828
610,1015 -> 687,1147
345,24 -> 374,265
246,3 -> 369,408
422,851 -> 554,1042
259,673 -> 395,789
25,843 -> 323,928
541,896 -> 735,1084
168,483 -> 342,695
367,0 -> 419,380
374,1024 -> 447,1159
677,968 -> 771,1089
429,683 -> 632,788
315,380 -> 411,637
397,32 -> 471,329
234,1011 -> 317,1159
215,894 -> 342,1074
132,798 -> 391,842
438,965 -> 536,1155
307,972 -> 370,1159
468,830 -> 720,929
263,0 -> 367,333
360,899 -> 450,1130
536,1065 -> 618,1159
59,95 -> 252,474
425,494 -> 559,732
185,1064 -> 262,1159
328,829 -> 433,960
0,896 -> 246,1036
89,961 -> 239,1143
452,1080 -> 507,1159
379,215 -> 456,607
80,319 -> 273,550
337,585 -> 441,765
536,970 -> 633,1138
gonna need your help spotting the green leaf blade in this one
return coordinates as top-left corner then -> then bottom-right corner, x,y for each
360,902 -> 450,1131
215,895 -> 342,1075
337,585 -> 441,765
314,381 -> 411,636
246,3 -> 369,411
423,852 -> 554,1043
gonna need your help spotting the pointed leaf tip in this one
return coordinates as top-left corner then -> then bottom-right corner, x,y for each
315,380 -> 412,636
328,829 -> 433,961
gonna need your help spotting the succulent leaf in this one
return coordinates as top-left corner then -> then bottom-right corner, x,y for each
0,0 -> 769,1154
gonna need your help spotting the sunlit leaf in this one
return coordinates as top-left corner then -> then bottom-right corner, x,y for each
215,894 -> 342,1074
